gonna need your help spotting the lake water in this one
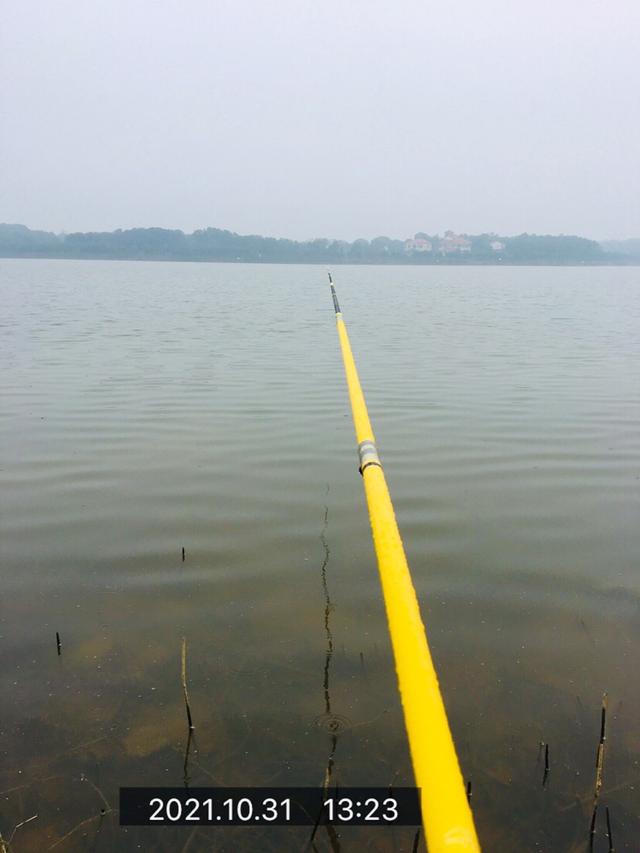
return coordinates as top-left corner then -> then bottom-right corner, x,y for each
1,259 -> 639,851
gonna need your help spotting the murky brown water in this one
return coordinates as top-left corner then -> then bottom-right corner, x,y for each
1,260 -> 639,851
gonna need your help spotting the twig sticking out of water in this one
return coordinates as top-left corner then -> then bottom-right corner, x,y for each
323,738 -> 337,792
589,804 -> 598,852
56,632 -> 62,656
183,729 -> 194,787
325,822 -> 341,853
587,693 -> 609,849
308,487 -> 343,853
594,693 -> 608,804
318,486 -> 338,797
606,806 -> 614,852
412,827 -> 421,853
543,743 -> 550,788
308,730 -> 338,848
181,638 -> 195,731
182,547 -> 185,562
319,489 -> 333,716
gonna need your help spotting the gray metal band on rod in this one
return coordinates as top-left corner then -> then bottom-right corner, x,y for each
358,439 -> 382,474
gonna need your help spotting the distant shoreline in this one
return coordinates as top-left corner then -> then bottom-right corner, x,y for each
1,223 -> 639,265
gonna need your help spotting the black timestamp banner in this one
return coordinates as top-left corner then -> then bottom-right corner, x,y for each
119,787 -> 421,826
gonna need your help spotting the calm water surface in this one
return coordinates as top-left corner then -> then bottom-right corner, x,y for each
1,260 -> 639,851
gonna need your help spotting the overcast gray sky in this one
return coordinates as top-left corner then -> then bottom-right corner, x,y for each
1,0 -> 638,240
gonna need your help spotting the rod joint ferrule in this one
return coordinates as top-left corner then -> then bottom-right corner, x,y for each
358,440 -> 382,475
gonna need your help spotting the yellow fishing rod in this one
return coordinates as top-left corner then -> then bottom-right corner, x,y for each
328,273 -> 480,852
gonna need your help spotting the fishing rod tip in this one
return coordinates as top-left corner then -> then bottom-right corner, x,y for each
328,271 -> 333,283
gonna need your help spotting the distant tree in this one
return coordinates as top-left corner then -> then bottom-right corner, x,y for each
470,234 -> 494,257
505,234 -> 603,263
0,223 -> 60,255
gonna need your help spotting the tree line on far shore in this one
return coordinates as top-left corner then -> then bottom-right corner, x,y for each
0,223 -> 634,264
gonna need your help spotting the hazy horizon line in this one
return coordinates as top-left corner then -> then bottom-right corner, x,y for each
4,221 -> 637,243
